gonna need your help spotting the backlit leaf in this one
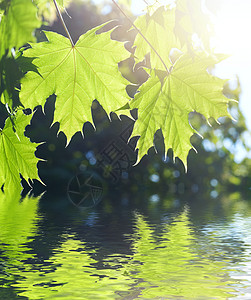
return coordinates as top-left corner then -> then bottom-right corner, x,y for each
130,53 -> 231,169
0,0 -> 41,59
20,25 -> 130,143
133,6 -> 179,70
0,111 -> 40,191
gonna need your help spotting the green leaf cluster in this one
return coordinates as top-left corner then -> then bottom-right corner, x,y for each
129,3 -> 231,169
0,0 -> 43,192
0,0 -> 233,191
130,54 -> 231,169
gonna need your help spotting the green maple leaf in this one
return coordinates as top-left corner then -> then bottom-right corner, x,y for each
130,53 -> 231,169
133,6 -> 180,70
0,111 -> 40,191
0,0 -> 41,59
20,25 -> 130,143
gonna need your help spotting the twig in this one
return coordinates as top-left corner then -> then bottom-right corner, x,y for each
111,0 -> 169,74
53,0 -> 74,47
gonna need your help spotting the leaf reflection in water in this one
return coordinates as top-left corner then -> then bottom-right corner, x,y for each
128,208 -> 238,299
10,205 -> 242,300
14,235 -> 136,299
0,189 -> 41,288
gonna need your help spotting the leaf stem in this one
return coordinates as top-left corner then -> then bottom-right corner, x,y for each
53,0 -> 74,47
112,0 -> 169,75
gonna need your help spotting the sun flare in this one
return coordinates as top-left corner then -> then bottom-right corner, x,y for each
210,0 -> 251,59
131,0 -> 251,59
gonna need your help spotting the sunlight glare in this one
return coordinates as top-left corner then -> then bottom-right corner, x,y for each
211,0 -> 251,60
131,0 -> 251,61
121,0 -> 251,131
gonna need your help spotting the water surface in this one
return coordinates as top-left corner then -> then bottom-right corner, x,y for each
0,189 -> 251,299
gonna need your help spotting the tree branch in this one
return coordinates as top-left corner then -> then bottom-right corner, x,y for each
111,0 -> 169,75
53,0 -> 74,47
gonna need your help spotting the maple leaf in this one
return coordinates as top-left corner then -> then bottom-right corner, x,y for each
0,0 -> 41,59
20,24 -> 130,143
130,53 -> 232,169
0,111 -> 40,191
133,6 -> 180,70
